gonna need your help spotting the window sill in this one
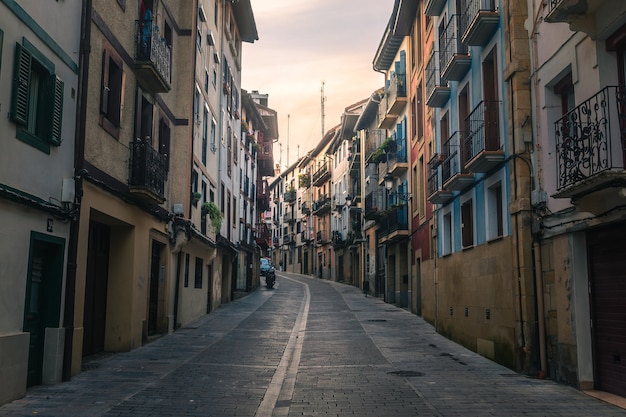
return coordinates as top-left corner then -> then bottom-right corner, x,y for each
16,128 -> 50,154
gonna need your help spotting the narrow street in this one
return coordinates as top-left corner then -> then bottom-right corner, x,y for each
1,273 -> 624,417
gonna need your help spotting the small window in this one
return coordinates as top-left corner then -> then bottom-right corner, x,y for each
10,40 -> 64,153
183,253 -> 190,287
210,118 -> 216,152
194,257 -> 203,288
100,47 -> 124,139
461,199 -> 474,248
487,182 -> 504,239
443,211 -> 452,255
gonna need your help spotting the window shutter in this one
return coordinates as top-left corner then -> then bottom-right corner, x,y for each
49,76 -> 64,146
101,50 -> 110,115
10,43 -> 31,126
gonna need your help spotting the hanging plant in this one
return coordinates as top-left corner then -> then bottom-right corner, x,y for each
201,202 -> 223,231
191,192 -> 202,206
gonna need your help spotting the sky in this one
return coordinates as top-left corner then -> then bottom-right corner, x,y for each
242,0 -> 394,170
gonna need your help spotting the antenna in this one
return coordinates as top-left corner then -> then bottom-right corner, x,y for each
287,114 -> 290,167
321,82 -> 326,137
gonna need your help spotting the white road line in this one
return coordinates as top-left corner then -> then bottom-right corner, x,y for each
254,276 -> 310,417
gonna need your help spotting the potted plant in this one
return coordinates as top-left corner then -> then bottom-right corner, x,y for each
201,201 -> 223,231
191,192 -> 202,207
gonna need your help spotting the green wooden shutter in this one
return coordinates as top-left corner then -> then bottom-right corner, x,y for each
10,43 -> 31,126
49,76 -> 64,146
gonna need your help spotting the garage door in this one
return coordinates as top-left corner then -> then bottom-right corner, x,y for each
588,224 -> 626,397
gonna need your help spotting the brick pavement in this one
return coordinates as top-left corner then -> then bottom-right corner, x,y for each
0,273 -> 624,417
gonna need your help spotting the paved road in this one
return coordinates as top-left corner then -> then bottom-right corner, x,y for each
1,273 -> 625,417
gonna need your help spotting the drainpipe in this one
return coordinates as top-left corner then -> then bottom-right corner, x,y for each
63,0 -> 91,381
533,240 -> 547,377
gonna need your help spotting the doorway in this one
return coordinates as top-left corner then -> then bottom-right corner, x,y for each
83,221 -> 110,356
148,240 -> 165,336
23,233 -> 65,387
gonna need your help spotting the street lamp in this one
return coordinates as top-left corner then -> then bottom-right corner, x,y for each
384,173 -> 412,201
345,193 -> 353,207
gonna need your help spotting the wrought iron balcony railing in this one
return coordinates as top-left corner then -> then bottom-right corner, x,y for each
554,86 -> 626,197
459,0 -> 499,46
440,15 -> 471,82
312,162 -> 331,186
134,20 -> 171,93
129,140 -> 166,203
426,54 -> 450,108
464,100 -> 502,170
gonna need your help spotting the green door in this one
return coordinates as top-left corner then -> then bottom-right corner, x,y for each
23,233 -> 65,387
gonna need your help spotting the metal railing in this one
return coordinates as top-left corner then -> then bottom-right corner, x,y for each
555,86 -> 626,190
129,140 -> 166,198
135,20 -> 171,83
464,100 -> 501,163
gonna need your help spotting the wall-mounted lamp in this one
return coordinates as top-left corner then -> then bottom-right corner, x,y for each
384,173 -> 412,201
345,194 -> 353,207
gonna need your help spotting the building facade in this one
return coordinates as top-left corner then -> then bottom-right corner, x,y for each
0,0 -> 81,403
531,0 -> 626,396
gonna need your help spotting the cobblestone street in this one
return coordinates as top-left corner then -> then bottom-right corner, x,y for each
1,273 -> 625,417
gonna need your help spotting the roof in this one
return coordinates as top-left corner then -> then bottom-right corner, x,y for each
355,88 -> 384,131
372,0 -> 418,72
232,0 -> 258,43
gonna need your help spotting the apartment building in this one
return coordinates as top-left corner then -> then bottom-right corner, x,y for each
311,127 -> 337,280
0,0 -> 81,403
372,2 -> 415,308
423,0 -> 535,372
530,0 -> 626,396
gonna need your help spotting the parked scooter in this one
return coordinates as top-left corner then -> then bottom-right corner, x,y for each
260,257 -> 276,289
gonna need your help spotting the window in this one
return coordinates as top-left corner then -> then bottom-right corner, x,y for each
100,47 -> 123,139
210,118 -> 216,152
158,117 -> 170,172
553,72 -> 574,117
11,39 -> 64,153
442,211 -> 452,255
204,69 -> 209,93
184,253 -> 190,287
487,182 -> 503,239
194,257 -> 203,288
202,108 -> 208,164
136,91 -> 153,141
461,199 -> 474,248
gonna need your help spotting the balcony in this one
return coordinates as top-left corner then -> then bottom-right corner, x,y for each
365,190 -> 384,220
284,212 -> 296,223
129,140 -> 166,204
378,205 -> 409,244
312,162 -> 331,186
464,100 -> 504,173
255,223 -> 271,249
386,140 -> 408,177
440,15 -> 471,82
312,195 -> 331,215
316,230 -> 330,245
428,155 -> 454,204
425,0 -> 446,16
442,132 -> 475,191
553,86 -> 626,199
134,20 -> 171,94
301,202 -> 311,215
377,94 -> 397,130
282,233 -> 295,246
331,231 -> 346,248
460,0 -> 499,46
426,55 -> 450,108
386,73 -> 408,116
365,129 -> 386,160
284,189 -> 296,203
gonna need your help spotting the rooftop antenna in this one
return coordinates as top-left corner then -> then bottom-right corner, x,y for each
287,114 -> 290,167
321,82 -> 326,137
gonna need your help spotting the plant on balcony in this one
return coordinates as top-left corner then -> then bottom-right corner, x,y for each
299,173 -> 311,188
201,202 -> 223,231
191,192 -> 202,207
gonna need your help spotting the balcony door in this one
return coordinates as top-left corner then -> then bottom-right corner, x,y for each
606,24 -> 626,163
482,48 -> 499,151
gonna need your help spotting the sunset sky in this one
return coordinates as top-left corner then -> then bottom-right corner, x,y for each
242,0 -> 394,170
